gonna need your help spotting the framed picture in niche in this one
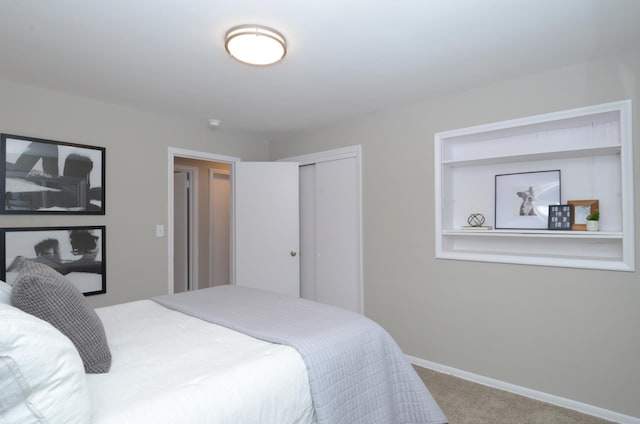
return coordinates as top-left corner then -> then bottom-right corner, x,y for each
0,226 -> 106,296
548,205 -> 572,230
495,170 -> 561,229
567,199 -> 599,231
0,133 -> 105,214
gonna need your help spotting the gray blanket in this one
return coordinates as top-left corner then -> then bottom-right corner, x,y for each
152,285 -> 446,424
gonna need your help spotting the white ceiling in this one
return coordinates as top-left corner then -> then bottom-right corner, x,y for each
1,0 -> 639,139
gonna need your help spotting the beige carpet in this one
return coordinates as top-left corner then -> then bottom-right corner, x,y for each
414,366 -> 615,424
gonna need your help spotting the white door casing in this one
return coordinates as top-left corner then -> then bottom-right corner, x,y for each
174,165 -> 199,291
233,161 -> 300,297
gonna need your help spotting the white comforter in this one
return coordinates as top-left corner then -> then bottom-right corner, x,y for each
86,300 -> 314,424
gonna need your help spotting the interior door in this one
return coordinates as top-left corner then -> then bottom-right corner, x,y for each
233,161 -> 300,297
209,169 -> 231,286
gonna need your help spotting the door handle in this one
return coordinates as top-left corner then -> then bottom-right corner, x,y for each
290,251 -> 297,257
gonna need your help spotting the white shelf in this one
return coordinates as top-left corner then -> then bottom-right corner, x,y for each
442,145 -> 621,168
437,252 -> 633,272
442,230 -> 623,239
434,100 -> 634,271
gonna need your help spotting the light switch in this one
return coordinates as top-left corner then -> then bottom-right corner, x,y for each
155,224 -> 164,238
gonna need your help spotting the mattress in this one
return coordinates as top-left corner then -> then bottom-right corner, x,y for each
86,300 -> 315,424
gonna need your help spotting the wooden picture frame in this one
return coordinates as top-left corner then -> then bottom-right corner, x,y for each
548,205 -> 572,230
567,199 -> 599,231
0,226 -> 106,296
1,134 -> 105,214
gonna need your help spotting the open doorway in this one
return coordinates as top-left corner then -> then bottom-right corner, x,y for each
167,146 -> 362,314
168,148 -> 239,294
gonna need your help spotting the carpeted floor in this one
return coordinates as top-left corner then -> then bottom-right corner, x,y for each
414,366 -> 615,424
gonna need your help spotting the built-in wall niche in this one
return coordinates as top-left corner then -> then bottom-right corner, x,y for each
434,100 -> 634,271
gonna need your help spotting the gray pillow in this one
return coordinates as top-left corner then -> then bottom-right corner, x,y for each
11,261 -> 111,373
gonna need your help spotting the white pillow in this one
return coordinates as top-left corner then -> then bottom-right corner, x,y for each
0,303 -> 92,424
0,280 -> 11,304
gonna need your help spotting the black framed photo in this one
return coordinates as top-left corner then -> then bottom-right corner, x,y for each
0,226 -> 106,296
1,134 -> 105,214
495,170 -> 561,229
548,205 -> 572,230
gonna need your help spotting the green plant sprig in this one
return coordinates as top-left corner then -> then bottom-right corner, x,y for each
586,209 -> 600,221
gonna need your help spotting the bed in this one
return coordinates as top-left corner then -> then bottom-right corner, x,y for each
87,299 -> 314,423
1,261 -> 447,424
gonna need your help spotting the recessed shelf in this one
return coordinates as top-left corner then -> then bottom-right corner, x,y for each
434,100 -> 634,271
442,145 -> 621,168
442,230 -> 623,239
437,251 -> 633,272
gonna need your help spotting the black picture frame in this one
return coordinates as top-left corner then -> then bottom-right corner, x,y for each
495,170 -> 561,229
0,226 -> 106,296
548,205 -> 573,230
1,134 -> 105,214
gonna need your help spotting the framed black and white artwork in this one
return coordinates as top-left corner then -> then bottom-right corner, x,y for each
0,134 -> 105,214
495,170 -> 561,229
548,205 -> 572,230
0,226 -> 106,296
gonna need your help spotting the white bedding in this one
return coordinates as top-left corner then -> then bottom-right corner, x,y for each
86,300 -> 315,424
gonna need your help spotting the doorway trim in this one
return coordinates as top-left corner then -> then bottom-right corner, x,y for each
167,147 -> 239,294
174,164 -> 198,291
279,145 -> 364,313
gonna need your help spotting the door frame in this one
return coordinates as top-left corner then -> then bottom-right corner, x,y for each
167,147 -> 239,294
279,145 -> 364,313
174,164 -> 198,291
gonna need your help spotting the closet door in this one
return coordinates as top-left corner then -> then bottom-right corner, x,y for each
315,158 -> 360,312
233,161 -> 300,297
299,157 -> 361,313
299,165 -> 316,300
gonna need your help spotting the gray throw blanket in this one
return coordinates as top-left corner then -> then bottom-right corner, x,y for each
152,285 -> 446,424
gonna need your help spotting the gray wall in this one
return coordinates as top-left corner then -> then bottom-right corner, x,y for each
270,49 -> 640,417
0,79 -> 268,308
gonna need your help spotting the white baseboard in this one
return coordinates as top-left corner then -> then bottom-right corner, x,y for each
408,355 -> 640,424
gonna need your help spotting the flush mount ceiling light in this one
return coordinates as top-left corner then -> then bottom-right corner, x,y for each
224,24 -> 287,66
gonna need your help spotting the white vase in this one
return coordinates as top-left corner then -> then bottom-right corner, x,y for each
586,220 -> 599,231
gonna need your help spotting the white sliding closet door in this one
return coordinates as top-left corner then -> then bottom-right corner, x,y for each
300,157 -> 361,313
299,165 -> 316,300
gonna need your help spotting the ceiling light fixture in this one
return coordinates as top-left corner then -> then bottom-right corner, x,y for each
224,24 -> 287,66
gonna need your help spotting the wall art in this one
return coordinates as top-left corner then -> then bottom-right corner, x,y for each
1,134 -> 105,214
